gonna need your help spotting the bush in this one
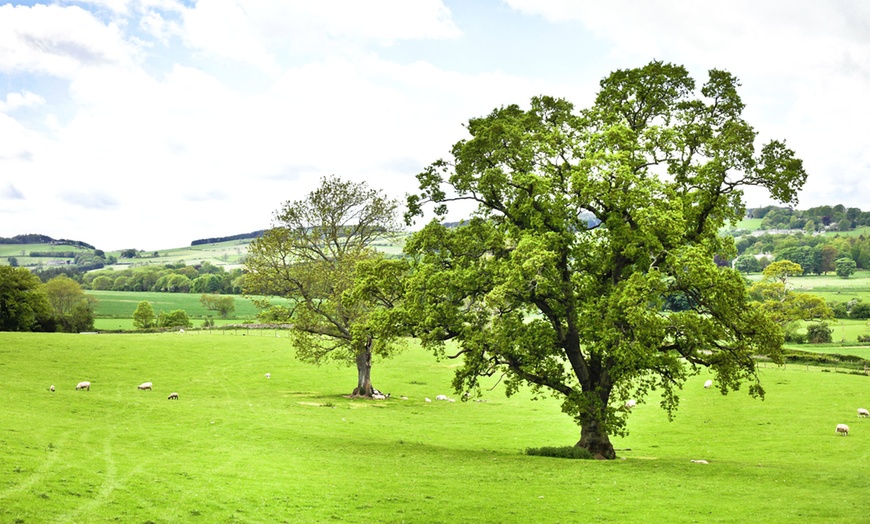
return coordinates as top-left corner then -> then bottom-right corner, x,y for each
524,446 -> 594,460
806,322 -> 833,344
157,309 -> 192,329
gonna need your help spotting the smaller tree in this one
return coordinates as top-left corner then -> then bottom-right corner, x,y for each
733,254 -> 761,274
0,266 -> 54,331
132,301 -> 156,329
200,294 -> 235,318
7,256 -> 18,267
42,275 -> 95,333
835,258 -> 857,279
850,302 -> 870,320
158,309 -> 192,328
806,322 -> 833,344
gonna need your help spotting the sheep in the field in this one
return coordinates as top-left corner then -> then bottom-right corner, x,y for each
858,408 -> 869,418
264,373 -> 270,379
76,381 -> 90,390
836,423 -> 850,436
49,385 -> 55,392
137,382 -> 152,391
625,399 -> 637,409
167,392 -> 179,400
704,380 -> 713,389
425,397 -> 432,402
372,393 -> 386,400
436,394 -> 449,401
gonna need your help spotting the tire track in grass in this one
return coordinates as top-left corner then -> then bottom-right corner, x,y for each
53,437 -> 142,524
0,434 -> 69,501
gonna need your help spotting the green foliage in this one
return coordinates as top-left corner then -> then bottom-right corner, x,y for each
42,275 -> 94,333
835,257 -> 857,278
733,254 -> 761,273
404,61 -> 806,458
157,309 -> 191,328
805,322 -> 833,344
245,175 -> 405,396
524,446 -> 594,460
132,301 -> 156,329
199,294 -> 235,318
849,301 -> 870,319
0,265 -> 54,331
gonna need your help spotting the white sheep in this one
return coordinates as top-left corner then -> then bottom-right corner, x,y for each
179,329 -> 185,334
372,393 -> 386,400
625,399 -> 637,409
167,392 -> 179,400
690,459 -> 709,464
425,397 -> 432,402
76,381 -> 90,390
49,385 -> 55,392
836,423 -> 850,436
137,382 -> 153,390
858,408 -> 869,418
704,380 -> 713,389
265,373 -> 271,379
436,394 -> 448,401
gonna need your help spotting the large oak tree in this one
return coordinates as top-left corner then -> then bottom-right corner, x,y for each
245,176 -> 404,397
404,62 -> 807,459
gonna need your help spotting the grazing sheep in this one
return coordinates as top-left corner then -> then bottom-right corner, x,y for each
372,393 -> 386,400
76,381 -> 90,391
49,385 -> 55,392
704,380 -> 713,389
625,399 -> 637,409
179,329 -> 185,334
691,459 -> 709,464
858,408 -> 869,418
167,392 -> 179,400
137,382 -> 153,391
836,423 -> 850,436
264,373 -> 271,379
436,394 -> 448,401
425,398 -> 432,402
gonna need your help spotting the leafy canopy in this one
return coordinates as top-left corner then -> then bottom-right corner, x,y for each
244,175 -> 405,396
404,61 -> 807,455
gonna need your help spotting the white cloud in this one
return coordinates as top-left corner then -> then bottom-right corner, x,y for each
0,91 -> 46,112
0,3 -> 135,77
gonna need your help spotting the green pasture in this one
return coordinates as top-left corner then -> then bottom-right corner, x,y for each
1,332 -> 869,522
86,290 -> 277,321
0,243 -> 89,268
733,217 -> 763,231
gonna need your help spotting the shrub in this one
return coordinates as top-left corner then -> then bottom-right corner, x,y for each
524,446 -> 594,460
806,322 -> 833,344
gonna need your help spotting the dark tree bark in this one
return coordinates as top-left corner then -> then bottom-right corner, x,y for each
578,419 -> 616,460
351,341 -> 374,397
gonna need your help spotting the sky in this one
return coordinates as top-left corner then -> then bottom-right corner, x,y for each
1,0 -> 869,251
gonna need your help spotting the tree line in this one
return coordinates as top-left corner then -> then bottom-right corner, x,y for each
81,262 -> 244,294
749,204 -> 870,231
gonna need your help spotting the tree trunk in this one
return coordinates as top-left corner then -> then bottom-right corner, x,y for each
577,418 -> 616,460
351,344 -> 374,397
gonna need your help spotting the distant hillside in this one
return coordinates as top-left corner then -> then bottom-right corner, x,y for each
190,230 -> 266,246
0,234 -> 95,250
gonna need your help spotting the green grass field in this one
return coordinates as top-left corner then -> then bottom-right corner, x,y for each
1,332 -> 868,522
87,290 -> 272,321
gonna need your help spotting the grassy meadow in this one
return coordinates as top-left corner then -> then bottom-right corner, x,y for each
1,332 -> 869,523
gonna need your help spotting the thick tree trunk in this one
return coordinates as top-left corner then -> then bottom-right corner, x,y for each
577,418 -> 616,460
351,345 -> 374,397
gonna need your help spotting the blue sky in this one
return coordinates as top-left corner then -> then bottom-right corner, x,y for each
2,0 -> 869,250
